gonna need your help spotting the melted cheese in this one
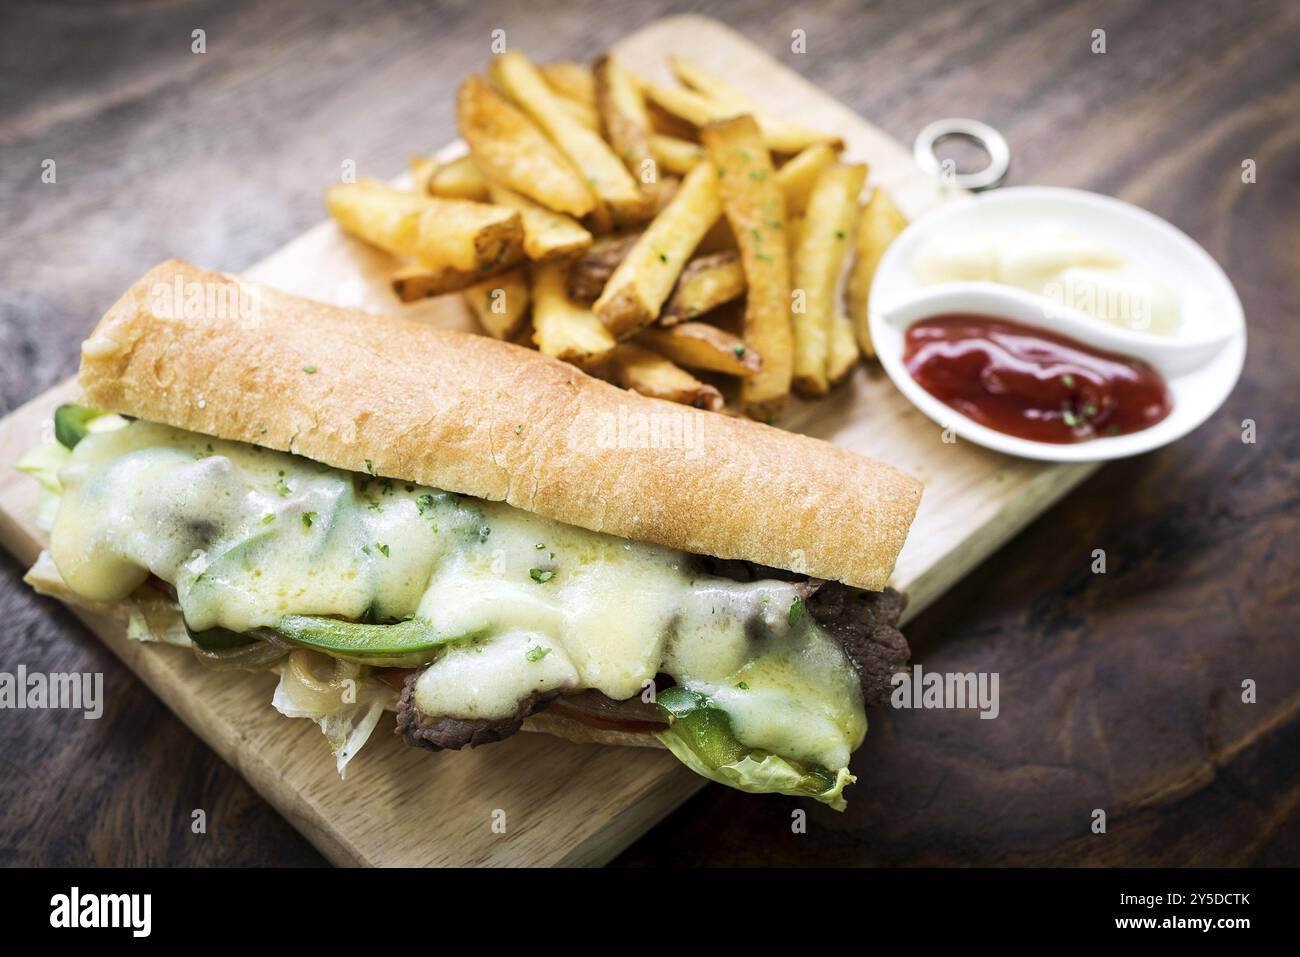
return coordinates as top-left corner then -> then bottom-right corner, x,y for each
47,420 -> 866,770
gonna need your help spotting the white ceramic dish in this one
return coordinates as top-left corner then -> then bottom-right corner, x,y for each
868,187 -> 1246,463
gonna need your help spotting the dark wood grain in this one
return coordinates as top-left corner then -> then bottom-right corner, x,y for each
1,0 -> 1297,867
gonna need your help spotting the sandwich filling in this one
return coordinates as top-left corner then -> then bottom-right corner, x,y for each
21,408 -> 908,809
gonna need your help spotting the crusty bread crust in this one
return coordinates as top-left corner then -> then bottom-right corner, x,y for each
78,260 -> 922,589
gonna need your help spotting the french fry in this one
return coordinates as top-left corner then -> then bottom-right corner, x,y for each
650,134 -> 705,175
554,95 -> 600,131
846,186 -> 908,357
464,269 -> 531,340
391,259 -> 520,301
609,343 -> 724,410
776,143 -> 838,217
566,232 -> 642,303
637,321 -> 760,377
647,100 -> 700,140
457,75 -> 596,218
487,183 -> 592,261
327,178 -> 524,276
427,154 -> 490,201
790,163 -> 867,396
592,160 -> 722,338
530,259 -> 616,369
491,51 -> 647,223
669,56 -> 842,154
540,61 -> 597,109
327,178 -> 429,257
661,251 -> 746,324
595,55 -> 656,193
702,115 -> 793,419
826,312 -> 860,385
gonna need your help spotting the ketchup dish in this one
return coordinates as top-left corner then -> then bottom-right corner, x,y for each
867,187 -> 1245,463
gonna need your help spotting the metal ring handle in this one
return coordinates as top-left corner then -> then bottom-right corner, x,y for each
913,118 -> 1010,191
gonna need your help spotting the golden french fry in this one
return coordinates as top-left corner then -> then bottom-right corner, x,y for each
327,178 -> 428,257
566,232 -> 642,303
776,143 -> 839,217
609,343 -> 724,410
531,259 -> 616,369
644,65 -> 840,155
595,55 -> 656,192
391,259 -> 520,301
427,154 -> 490,201
492,51 -> 647,223
327,178 -> 524,274
662,251 -> 746,324
637,321 -> 760,377
669,56 -> 842,154
457,75 -> 596,218
846,186 -> 908,357
790,163 -> 867,397
487,183 -> 592,261
554,95 -> 600,130
592,160 -> 722,338
540,61 -> 597,109
702,115 -> 793,419
827,311 -> 860,385
650,134 -> 705,175
464,269 -> 531,339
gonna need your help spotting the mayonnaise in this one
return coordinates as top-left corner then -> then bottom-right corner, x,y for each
912,224 -> 1181,334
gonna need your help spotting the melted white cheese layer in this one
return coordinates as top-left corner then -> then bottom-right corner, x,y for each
47,420 -> 866,770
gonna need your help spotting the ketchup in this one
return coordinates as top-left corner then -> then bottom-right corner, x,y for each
903,314 -> 1172,444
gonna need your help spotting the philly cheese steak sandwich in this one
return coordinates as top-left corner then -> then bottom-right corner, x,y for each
20,260 -> 922,809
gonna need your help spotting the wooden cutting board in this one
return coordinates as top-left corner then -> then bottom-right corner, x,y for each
0,14 -> 1096,867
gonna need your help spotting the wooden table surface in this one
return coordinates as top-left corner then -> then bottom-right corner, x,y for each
1,0 -> 1296,867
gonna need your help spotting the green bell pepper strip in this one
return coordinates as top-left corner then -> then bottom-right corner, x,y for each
274,614 -> 466,666
655,685 -> 854,810
184,622 -> 258,651
54,404 -> 107,449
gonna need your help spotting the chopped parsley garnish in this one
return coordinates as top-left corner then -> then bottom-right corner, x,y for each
788,595 -> 804,626
736,681 -> 749,690
274,472 -> 291,496
377,542 -> 390,557
513,425 -> 522,435
301,511 -> 317,528
1062,408 -> 1083,428
364,458 -> 377,476
733,344 -> 746,358
361,544 -> 372,555
367,499 -> 383,512
529,568 -> 555,583
416,493 -> 436,515
260,512 -> 276,525
303,364 -> 316,374
756,253 -> 774,262
525,646 -> 552,663
1062,374 -> 1076,388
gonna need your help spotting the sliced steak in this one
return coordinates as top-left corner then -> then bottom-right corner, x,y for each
395,672 -> 556,751
807,583 -> 909,708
